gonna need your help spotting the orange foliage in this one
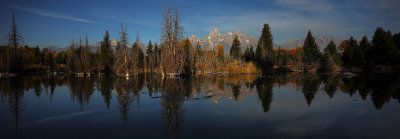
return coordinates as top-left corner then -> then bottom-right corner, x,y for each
200,50 -> 215,57
273,46 -> 302,57
216,44 -> 224,58
216,60 -> 260,74
338,40 -> 348,52
288,46 -> 302,56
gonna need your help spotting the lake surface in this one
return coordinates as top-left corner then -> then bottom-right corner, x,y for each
0,73 -> 399,138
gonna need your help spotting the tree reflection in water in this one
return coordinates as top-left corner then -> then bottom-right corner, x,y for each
0,77 -> 24,136
0,73 -> 399,137
255,77 -> 273,113
99,75 -> 115,109
320,73 -> 341,98
160,77 -> 187,139
114,75 -> 145,126
68,76 -> 95,110
301,76 -> 321,106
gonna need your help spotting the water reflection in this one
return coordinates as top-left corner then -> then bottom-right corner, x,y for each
0,73 -> 399,137
160,77 -> 186,139
68,77 -> 95,110
255,77 -> 273,112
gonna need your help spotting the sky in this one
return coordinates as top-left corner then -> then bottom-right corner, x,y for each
0,0 -> 399,48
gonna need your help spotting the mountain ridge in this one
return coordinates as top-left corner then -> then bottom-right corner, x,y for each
48,28 -> 346,53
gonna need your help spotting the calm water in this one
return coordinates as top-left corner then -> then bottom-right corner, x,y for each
0,73 -> 399,139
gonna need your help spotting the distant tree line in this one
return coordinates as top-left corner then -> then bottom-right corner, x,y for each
2,9 -> 400,76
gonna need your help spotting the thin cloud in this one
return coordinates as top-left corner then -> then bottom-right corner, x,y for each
2,5 -> 99,24
276,0 -> 333,11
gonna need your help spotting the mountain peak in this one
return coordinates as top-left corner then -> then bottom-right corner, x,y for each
211,28 -> 219,33
190,28 -> 258,52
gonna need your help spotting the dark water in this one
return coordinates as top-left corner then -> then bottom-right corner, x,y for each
0,73 -> 400,139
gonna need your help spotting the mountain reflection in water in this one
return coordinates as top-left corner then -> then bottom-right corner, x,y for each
0,73 -> 399,138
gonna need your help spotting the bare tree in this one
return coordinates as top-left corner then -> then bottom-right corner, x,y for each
113,24 -> 130,76
160,4 -> 185,75
8,10 -> 23,72
83,34 -> 91,73
67,40 -> 76,73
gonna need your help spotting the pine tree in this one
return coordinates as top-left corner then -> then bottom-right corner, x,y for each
370,27 -> 400,66
100,30 -> 114,73
195,42 -> 202,61
146,41 -> 153,58
342,36 -> 363,67
244,47 -> 249,61
359,35 -> 372,66
153,43 -> 159,68
393,32 -> 400,49
146,40 -> 154,71
32,46 -> 41,64
318,53 -> 335,72
359,35 -> 371,55
302,30 -> 320,64
324,40 -> 341,65
255,24 -> 274,74
249,46 -> 254,62
230,35 -> 241,59
182,38 -> 194,73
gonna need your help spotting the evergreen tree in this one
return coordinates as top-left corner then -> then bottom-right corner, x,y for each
146,40 -> 153,70
370,28 -> 400,65
195,42 -> 202,61
318,53 -> 335,72
359,35 -> 372,66
359,35 -> 372,54
99,30 -> 114,73
153,43 -> 159,68
249,46 -> 254,62
244,47 -> 250,62
342,37 -> 364,67
182,38 -> 194,73
323,40 -> 341,65
32,45 -> 41,64
146,41 -> 153,57
393,32 -> 400,49
230,35 -> 241,59
255,24 -> 274,74
302,30 -> 320,64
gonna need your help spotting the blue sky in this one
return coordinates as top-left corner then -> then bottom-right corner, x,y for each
0,0 -> 399,48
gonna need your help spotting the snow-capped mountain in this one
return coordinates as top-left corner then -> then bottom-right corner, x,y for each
189,28 -> 258,52
189,28 -> 346,52
49,29 -> 345,53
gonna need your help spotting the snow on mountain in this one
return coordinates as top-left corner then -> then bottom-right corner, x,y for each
189,28 -> 258,52
190,28 -> 346,52
49,29 -> 345,53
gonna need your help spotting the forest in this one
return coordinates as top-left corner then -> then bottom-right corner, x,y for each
1,6 -> 400,77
